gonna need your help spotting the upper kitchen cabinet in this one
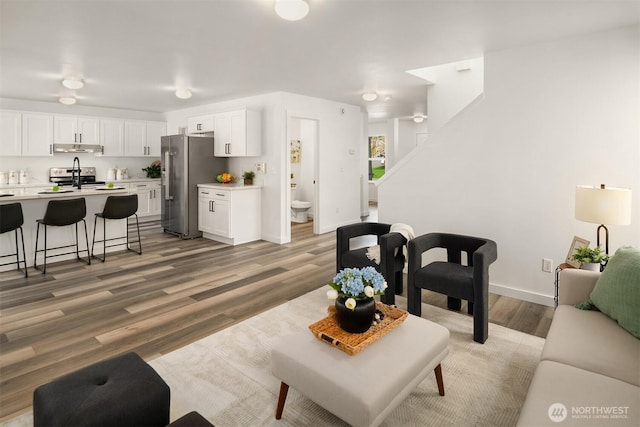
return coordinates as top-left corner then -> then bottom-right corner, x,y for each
54,115 -> 100,145
187,114 -> 214,134
213,109 -> 261,157
22,113 -> 53,156
0,110 -> 22,156
124,120 -> 166,157
100,119 -> 125,157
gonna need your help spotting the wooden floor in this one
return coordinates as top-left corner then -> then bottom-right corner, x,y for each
0,220 -> 553,422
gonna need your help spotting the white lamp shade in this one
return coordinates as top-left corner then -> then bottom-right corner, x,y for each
575,185 -> 632,225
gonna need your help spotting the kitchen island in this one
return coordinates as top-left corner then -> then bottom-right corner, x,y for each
0,186 -> 132,272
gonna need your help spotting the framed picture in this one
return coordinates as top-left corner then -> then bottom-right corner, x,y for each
369,135 -> 385,158
565,236 -> 590,268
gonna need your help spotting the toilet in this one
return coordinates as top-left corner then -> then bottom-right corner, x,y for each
291,186 -> 311,223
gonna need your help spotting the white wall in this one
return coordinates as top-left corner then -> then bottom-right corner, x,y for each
165,91 -> 363,243
0,98 -> 166,182
378,24 -> 640,306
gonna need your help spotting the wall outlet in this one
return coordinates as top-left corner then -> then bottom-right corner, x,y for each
256,163 -> 266,173
542,258 -> 553,273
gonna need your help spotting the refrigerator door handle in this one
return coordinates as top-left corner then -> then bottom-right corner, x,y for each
164,151 -> 173,200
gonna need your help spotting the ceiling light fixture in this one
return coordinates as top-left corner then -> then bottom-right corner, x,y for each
62,78 -> 84,90
59,96 -> 77,105
413,115 -> 426,123
175,88 -> 192,99
362,92 -> 378,102
275,0 -> 309,21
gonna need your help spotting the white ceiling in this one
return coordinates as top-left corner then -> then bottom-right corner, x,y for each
1,0 -> 638,120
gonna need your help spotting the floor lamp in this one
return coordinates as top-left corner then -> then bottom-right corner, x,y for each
575,184 -> 632,255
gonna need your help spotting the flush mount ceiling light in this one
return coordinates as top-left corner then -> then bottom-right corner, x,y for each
62,78 -> 84,90
175,88 -> 192,99
275,0 -> 309,21
59,96 -> 77,105
413,115 -> 426,123
362,92 -> 378,102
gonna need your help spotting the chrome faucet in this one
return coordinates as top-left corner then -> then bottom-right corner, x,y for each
72,156 -> 81,189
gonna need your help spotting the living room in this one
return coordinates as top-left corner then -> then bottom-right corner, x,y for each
1,1 -> 639,426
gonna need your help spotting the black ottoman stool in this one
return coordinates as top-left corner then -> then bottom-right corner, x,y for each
33,352 -> 170,427
167,411 -> 214,427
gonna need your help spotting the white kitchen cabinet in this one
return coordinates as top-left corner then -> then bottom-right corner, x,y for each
213,109 -> 261,157
131,181 -> 161,217
197,184 -> 261,245
146,121 -> 166,157
54,115 -> 100,145
124,121 -> 166,157
187,114 -> 214,134
22,113 -> 53,156
0,110 -> 22,156
100,119 -> 125,157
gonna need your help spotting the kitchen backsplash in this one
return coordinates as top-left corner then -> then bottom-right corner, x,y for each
0,155 -> 158,184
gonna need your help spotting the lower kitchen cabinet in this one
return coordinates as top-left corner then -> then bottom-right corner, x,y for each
197,184 -> 261,245
131,180 -> 161,218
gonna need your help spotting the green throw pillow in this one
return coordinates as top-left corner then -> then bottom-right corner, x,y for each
582,246 -> 640,338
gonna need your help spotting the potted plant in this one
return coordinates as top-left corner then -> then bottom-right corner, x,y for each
141,160 -> 161,178
571,246 -> 609,271
326,267 -> 387,333
242,170 -> 255,185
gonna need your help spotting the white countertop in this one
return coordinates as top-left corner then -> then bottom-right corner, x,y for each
198,183 -> 262,190
0,186 -> 129,202
0,177 -> 160,190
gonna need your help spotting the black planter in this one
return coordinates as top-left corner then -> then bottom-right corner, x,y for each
334,296 -> 376,333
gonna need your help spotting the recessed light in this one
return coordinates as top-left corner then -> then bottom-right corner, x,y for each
175,88 -> 192,99
362,92 -> 378,102
275,0 -> 309,21
62,78 -> 84,90
59,96 -> 77,105
413,115 -> 426,123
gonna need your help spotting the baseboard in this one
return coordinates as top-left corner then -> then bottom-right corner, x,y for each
489,283 -> 555,307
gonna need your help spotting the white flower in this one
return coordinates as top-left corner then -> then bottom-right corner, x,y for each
327,288 -> 338,300
383,281 -> 388,289
345,298 -> 356,310
364,286 -> 374,298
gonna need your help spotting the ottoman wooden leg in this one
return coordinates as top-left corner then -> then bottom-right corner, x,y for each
275,382 -> 289,420
434,364 -> 445,396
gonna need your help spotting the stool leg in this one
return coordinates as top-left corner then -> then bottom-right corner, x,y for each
434,364 -> 445,396
82,219 -> 91,265
33,222 -> 40,272
13,229 -> 20,272
18,227 -> 27,278
275,382 -> 289,420
43,225 -> 47,274
75,222 -> 80,260
132,214 -> 142,255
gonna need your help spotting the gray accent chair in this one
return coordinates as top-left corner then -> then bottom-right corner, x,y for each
336,222 -> 407,305
407,233 -> 497,343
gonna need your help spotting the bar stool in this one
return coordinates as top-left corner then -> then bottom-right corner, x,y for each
0,203 -> 28,277
34,198 -> 90,274
91,194 -> 142,262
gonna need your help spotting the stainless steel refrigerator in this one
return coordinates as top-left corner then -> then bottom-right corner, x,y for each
161,134 -> 226,239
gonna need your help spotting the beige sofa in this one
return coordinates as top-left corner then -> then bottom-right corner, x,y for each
517,269 -> 639,426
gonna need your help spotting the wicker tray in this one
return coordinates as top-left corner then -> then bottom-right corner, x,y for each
308,302 -> 408,356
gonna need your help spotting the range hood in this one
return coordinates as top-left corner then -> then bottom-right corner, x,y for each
53,144 -> 103,154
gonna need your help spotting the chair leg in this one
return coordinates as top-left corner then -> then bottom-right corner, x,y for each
18,227 -> 27,278
75,222 -> 80,260
447,296 -> 461,311
82,219 -> 91,265
91,216 -> 105,262
33,222 -> 40,272
473,299 -> 488,344
395,270 -> 403,295
13,229 -> 20,272
407,284 -> 422,316
468,301 -> 474,315
43,225 -> 47,274
132,214 -> 142,255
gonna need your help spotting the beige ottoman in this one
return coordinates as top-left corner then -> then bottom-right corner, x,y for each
271,314 -> 450,427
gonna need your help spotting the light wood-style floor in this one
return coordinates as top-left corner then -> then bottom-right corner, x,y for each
0,220 -> 553,422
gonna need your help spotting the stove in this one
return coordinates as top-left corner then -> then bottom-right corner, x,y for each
49,167 -> 105,187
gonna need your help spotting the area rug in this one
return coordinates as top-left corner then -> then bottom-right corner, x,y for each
1,288 -> 544,427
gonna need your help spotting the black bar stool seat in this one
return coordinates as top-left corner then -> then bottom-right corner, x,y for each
91,194 -> 142,262
34,198 -> 90,274
0,203 -> 28,277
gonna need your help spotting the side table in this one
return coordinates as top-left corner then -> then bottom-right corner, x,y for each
554,263 -> 576,307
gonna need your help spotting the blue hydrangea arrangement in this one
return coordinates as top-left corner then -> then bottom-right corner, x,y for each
327,267 -> 387,310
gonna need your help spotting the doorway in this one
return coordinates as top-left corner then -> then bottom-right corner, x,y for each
287,115 -> 319,240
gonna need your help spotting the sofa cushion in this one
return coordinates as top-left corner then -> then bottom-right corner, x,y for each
541,305 -> 640,386
517,361 -> 639,426
586,246 -> 640,338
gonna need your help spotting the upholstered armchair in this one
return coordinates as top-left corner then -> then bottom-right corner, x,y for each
407,233 -> 497,343
336,222 -> 407,305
